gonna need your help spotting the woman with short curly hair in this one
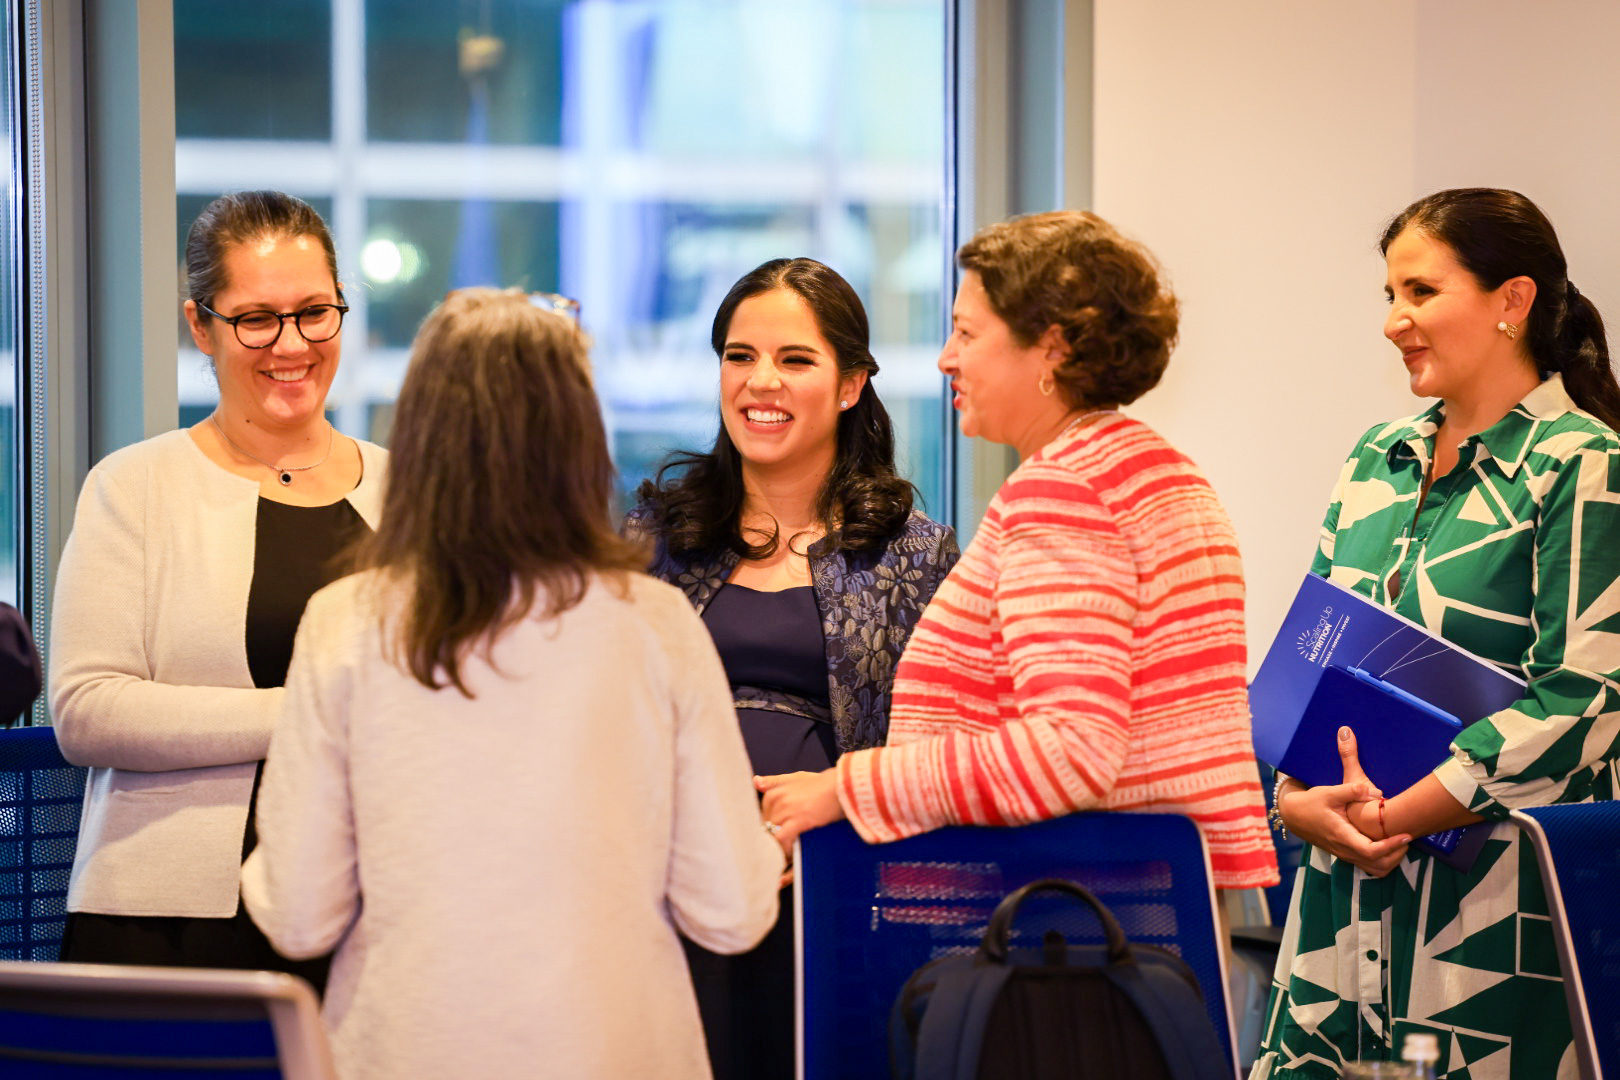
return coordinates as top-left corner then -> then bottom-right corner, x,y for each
762,211 -> 1279,895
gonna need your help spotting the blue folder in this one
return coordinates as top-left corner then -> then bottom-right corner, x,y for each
1250,574 -> 1524,869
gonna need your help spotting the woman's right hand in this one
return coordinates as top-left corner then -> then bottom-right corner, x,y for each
1279,727 -> 1411,877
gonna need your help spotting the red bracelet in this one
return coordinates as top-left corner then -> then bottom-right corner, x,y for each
1377,797 -> 1388,839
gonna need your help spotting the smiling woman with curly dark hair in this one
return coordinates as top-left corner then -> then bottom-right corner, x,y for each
627,257 -> 957,1080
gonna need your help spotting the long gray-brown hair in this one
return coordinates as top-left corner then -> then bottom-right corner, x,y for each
353,287 -> 645,696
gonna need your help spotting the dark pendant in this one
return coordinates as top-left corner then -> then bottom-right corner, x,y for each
278,471 -> 294,486
1388,569 -> 1401,600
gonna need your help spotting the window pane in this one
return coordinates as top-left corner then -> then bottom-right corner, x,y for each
367,0 -> 566,145
364,198 -> 562,350
176,0 -> 948,516
174,1 -> 332,141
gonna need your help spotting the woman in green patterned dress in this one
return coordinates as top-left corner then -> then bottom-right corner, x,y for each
1253,189 -> 1620,1079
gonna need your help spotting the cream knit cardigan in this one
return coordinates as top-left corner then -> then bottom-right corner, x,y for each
50,427 -> 387,918
242,570 -> 784,1079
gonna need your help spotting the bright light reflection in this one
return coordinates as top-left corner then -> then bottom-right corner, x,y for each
362,238 -> 403,283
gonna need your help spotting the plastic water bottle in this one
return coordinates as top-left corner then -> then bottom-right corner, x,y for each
1401,1032 -> 1440,1080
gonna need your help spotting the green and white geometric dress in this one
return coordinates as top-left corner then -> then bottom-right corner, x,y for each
1252,375 -> 1620,1080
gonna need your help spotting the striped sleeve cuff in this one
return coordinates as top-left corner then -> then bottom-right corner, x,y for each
1433,753 -> 1508,820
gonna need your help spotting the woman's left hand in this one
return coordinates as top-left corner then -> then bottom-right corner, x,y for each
756,769 -> 844,853
1280,727 -> 1410,876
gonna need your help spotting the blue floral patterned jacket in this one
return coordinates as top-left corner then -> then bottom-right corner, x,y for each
625,505 -> 958,753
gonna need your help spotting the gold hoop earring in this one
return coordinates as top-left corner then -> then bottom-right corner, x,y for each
1497,320 -> 1519,340
1038,373 -> 1055,397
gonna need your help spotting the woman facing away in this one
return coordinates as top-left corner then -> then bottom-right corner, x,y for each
242,288 -> 783,1080
628,257 -> 957,1080
1252,189 -> 1620,1079
51,191 -> 381,986
760,211 -> 1278,889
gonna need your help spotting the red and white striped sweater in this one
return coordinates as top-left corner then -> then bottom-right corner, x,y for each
837,414 -> 1278,888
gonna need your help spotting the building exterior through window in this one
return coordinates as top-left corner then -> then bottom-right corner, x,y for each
174,0 -> 949,512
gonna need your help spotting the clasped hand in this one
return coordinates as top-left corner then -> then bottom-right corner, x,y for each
1279,726 -> 1411,877
755,768 -> 844,855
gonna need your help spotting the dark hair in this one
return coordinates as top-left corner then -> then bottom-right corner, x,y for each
184,190 -> 341,311
957,210 -> 1179,409
1380,188 -> 1619,430
636,258 -> 914,558
353,288 -> 646,697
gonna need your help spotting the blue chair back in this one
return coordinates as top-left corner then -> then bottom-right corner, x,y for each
0,726 -> 87,962
0,961 -> 335,1078
795,812 -> 1235,1080
1512,804 -> 1620,1080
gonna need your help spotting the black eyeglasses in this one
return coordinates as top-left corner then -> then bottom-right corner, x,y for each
196,301 -> 350,349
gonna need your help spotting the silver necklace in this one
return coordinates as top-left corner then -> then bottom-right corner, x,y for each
209,414 -> 335,487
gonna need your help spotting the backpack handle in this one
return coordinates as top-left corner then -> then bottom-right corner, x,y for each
980,877 -> 1131,964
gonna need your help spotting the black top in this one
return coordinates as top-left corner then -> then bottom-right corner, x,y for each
701,583 -> 835,776
245,497 -> 369,690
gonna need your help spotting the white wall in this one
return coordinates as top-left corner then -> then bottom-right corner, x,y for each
1411,2 -> 1620,321
1090,0 -> 1620,671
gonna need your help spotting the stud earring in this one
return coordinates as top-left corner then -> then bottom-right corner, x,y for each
1497,320 -> 1519,340
839,400 -> 849,410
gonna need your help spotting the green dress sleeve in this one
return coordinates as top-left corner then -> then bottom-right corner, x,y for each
1436,435 -> 1620,816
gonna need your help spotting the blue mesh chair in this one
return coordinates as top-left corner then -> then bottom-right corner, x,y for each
1512,804 -> 1620,1080
0,961 -> 335,1079
795,812 -> 1236,1080
0,726 -> 86,962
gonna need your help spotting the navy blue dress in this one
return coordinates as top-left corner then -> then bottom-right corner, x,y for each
686,583 -> 833,1080
703,583 -> 836,775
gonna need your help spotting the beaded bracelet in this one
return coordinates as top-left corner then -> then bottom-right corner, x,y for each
1267,774 -> 1290,837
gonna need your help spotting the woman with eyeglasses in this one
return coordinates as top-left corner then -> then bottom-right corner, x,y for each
49,190 -> 384,986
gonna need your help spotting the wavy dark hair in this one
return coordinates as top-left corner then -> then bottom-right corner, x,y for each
957,210 -> 1180,409
1380,188 -> 1619,430
353,288 -> 646,697
636,258 -> 914,558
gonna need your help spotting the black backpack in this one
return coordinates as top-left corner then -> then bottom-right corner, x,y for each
888,877 -> 1231,1080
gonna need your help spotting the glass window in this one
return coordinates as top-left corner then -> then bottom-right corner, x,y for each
174,1 -> 332,140
175,0 -> 949,514
366,1 -> 566,145
363,197 -> 562,350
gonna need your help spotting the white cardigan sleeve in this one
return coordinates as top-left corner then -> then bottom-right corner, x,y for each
50,458 -> 284,772
241,588 -> 359,959
660,597 -> 784,955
